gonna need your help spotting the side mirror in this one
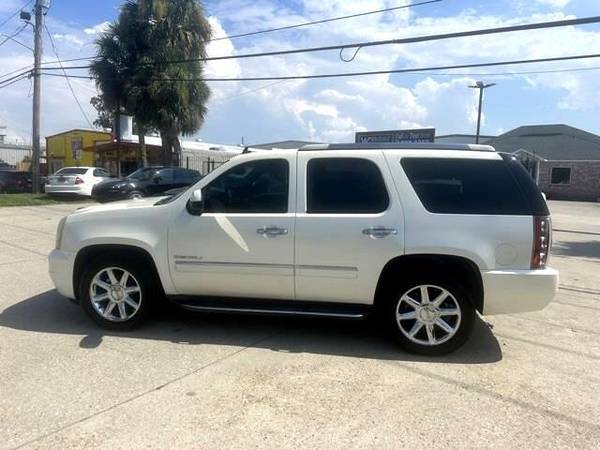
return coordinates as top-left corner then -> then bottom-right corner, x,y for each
153,176 -> 162,184
186,189 -> 204,216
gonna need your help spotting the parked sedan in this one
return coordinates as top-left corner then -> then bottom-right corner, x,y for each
0,170 -> 30,194
91,167 -> 201,202
45,167 -> 112,197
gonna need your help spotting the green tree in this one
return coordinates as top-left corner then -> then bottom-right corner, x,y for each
90,0 -> 212,166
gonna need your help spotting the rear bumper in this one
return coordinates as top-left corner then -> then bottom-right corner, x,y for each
48,249 -> 76,299
45,184 -> 90,196
481,267 -> 559,315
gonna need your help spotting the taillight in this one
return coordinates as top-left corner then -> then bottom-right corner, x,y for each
75,177 -> 84,185
531,216 -> 551,269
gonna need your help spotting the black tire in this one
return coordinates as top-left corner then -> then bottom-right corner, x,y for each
382,276 -> 475,356
78,256 -> 155,330
127,190 -> 144,200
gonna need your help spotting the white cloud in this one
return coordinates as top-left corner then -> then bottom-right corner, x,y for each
535,0 -> 571,8
84,21 -> 111,35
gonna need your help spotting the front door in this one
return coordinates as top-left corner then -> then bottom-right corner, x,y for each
294,151 -> 404,304
168,156 -> 296,299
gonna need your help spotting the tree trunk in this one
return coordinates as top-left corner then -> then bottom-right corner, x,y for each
172,134 -> 182,168
160,131 -> 171,166
138,128 -> 148,168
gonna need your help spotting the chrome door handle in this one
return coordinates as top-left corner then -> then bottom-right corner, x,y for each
257,226 -> 288,237
362,226 -> 398,239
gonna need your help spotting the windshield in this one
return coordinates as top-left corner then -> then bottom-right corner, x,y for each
127,168 -> 159,180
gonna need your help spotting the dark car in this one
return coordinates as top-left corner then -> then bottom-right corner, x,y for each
91,167 -> 201,202
0,170 -> 31,194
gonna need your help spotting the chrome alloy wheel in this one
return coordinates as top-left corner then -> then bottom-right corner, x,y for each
395,285 -> 462,346
89,267 -> 142,322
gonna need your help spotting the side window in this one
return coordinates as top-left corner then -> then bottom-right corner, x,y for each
203,159 -> 289,213
307,158 -> 389,214
401,157 -> 532,215
157,169 -> 175,183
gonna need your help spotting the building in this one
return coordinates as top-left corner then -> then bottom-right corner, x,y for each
435,134 -> 495,144
488,124 -> 600,201
46,129 -> 112,174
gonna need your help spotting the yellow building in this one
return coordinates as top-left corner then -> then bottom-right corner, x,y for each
46,129 -> 112,174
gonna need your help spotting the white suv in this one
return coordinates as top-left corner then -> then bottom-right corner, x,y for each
49,144 -> 558,355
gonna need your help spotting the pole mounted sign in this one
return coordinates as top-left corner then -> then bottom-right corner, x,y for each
355,128 -> 435,144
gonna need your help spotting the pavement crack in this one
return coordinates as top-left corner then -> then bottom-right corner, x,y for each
11,328 -> 283,450
0,239 -> 48,258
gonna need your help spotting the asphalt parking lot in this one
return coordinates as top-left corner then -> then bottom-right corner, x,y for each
1,201 -> 599,449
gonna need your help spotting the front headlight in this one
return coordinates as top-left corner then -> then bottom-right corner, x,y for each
55,217 -> 67,250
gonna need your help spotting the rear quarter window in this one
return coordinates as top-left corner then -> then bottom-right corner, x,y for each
401,157 -> 537,215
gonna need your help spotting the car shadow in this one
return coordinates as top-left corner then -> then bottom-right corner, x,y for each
553,239 -> 600,260
0,290 -> 502,365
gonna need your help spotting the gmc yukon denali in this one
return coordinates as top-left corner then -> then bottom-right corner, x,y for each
49,143 -> 558,355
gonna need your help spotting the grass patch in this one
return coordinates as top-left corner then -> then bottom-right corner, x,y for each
0,193 -> 91,207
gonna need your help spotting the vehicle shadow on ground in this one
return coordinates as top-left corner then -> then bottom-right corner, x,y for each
0,290 -> 502,364
553,239 -> 600,259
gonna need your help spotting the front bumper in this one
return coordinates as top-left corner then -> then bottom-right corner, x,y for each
48,249 -> 76,299
482,267 -> 559,315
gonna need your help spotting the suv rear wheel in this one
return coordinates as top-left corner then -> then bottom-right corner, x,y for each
79,257 -> 153,330
384,278 -> 475,355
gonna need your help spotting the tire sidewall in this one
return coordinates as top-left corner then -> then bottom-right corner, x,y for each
128,190 -> 144,200
79,257 -> 153,330
383,277 -> 475,356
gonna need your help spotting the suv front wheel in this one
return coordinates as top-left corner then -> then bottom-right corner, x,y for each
79,258 -> 153,330
384,279 -> 475,355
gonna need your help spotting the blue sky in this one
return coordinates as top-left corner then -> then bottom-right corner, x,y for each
1,0 -> 600,145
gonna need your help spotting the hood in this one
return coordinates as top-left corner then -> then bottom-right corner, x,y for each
72,196 -> 165,215
93,178 -> 136,191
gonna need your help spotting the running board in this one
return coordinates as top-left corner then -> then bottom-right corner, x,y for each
169,296 -> 371,320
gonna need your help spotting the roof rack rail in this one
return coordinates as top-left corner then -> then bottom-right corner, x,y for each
299,143 -> 496,152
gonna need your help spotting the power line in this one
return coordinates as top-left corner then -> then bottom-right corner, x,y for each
0,65 -> 32,82
0,23 -> 29,48
0,0 -> 33,30
0,31 -> 33,51
39,15 -> 600,71
44,24 -> 94,128
0,69 -> 32,88
0,1 -> 443,67
38,53 -> 600,83
211,0 -> 443,41
0,73 -> 29,89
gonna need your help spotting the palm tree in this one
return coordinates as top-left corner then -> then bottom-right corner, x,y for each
91,0 -> 212,166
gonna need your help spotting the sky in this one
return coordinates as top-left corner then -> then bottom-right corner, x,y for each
1,0 -> 600,146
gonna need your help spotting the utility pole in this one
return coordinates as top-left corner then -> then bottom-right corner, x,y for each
30,0 -> 50,193
468,81 -> 496,144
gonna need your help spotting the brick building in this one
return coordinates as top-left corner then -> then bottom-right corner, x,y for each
488,125 -> 600,202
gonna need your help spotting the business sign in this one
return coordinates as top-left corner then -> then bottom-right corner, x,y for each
355,128 -> 435,144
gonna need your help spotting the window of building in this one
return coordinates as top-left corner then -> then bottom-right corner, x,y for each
203,159 -> 289,213
307,158 -> 389,214
550,167 -> 571,185
401,157 -> 532,215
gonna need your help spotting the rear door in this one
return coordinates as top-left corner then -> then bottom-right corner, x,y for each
294,151 -> 404,304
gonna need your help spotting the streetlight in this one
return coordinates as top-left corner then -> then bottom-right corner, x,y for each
469,81 -> 496,144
